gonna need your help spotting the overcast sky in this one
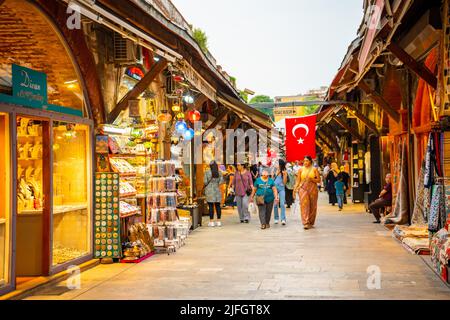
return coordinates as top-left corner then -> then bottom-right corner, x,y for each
172,0 -> 364,98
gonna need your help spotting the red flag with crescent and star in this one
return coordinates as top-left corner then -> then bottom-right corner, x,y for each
285,115 -> 317,162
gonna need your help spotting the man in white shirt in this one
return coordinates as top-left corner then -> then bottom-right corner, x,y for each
293,160 -> 302,174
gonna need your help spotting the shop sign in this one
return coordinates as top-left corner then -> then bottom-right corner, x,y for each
12,64 -> 47,108
0,64 -> 82,117
179,62 -> 216,103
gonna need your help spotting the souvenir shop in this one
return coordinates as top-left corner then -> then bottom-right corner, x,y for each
94,63 -> 205,262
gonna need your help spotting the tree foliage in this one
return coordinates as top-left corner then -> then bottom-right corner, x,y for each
192,28 -> 209,54
239,90 -> 249,103
249,95 -> 274,104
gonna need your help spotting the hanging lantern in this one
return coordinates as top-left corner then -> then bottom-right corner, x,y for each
175,120 -> 188,134
172,104 -> 181,112
173,75 -> 184,82
157,112 -> 172,122
183,95 -> 194,104
188,109 -> 201,122
176,112 -> 185,120
183,128 -> 195,141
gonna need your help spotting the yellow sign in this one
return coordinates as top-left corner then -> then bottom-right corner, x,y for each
273,107 -> 307,122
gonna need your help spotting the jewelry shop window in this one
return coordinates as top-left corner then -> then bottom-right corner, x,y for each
0,113 -> 10,288
52,122 -> 91,266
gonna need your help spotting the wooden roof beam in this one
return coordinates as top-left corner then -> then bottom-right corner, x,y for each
317,126 -> 339,151
332,116 -> 364,142
357,80 -> 400,122
387,42 -> 437,90
107,58 -> 167,124
204,108 -> 230,132
344,103 -> 379,136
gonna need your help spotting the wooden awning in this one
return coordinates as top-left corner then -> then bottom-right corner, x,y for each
217,92 -> 273,131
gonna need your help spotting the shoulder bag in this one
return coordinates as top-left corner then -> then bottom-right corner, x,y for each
256,180 -> 269,205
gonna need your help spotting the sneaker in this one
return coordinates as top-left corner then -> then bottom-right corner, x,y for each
244,220 -> 249,223
281,220 -> 286,226
208,222 -> 215,227
215,221 -> 222,227
274,220 -> 279,224
240,220 -> 245,223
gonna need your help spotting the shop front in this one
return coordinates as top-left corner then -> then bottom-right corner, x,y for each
0,0 -> 94,295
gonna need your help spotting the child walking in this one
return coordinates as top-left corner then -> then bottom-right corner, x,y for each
334,176 -> 346,211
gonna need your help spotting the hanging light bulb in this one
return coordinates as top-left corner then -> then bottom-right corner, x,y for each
175,120 -> 188,134
176,112 -> 185,120
183,94 -> 194,104
172,104 -> 181,112
188,109 -> 201,122
183,128 -> 195,141
157,112 -> 172,122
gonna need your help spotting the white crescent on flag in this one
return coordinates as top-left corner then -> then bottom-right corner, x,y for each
292,123 -> 309,144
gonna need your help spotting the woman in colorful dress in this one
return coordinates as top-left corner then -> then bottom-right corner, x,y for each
294,156 -> 321,230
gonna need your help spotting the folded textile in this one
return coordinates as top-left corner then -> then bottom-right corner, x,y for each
393,225 -> 429,241
402,237 -> 430,255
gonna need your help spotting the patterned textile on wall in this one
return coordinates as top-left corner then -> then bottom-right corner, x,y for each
411,161 -> 428,225
429,185 -> 445,233
385,140 -> 410,225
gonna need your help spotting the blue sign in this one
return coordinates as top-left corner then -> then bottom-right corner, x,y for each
0,64 -> 82,117
12,64 -> 48,108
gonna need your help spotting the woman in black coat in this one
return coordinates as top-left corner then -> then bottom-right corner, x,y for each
326,163 -> 339,206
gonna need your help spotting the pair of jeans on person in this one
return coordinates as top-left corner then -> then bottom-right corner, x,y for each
208,202 -> 222,220
258,201 -> 274,225
274,189 -> 286,221
336,194 -> 344,209
236,195 -> 250,221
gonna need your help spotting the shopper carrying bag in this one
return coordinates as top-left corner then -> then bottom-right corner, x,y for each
233,163 -> 253,223
249,169 -> 279,230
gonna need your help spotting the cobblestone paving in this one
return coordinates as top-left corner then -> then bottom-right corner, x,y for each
25,193 -> 450,300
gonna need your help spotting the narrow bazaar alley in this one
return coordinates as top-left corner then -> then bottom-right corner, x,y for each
22,193 -> 450,300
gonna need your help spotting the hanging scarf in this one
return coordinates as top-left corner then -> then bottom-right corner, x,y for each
411,161 -> 427,225
429,184 -> 445,233
424,133 -> 435,189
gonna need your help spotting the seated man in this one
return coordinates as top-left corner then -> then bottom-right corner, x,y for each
369,174 -> 392,224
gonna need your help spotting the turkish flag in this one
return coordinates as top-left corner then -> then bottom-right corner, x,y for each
285,115 -> 317,162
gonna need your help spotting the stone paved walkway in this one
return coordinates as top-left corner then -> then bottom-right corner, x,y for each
25,193 -> 450,300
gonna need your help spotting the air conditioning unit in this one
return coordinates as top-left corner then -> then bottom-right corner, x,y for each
114,33 -> 141,65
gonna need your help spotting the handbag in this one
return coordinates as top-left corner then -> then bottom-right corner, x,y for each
256,181 -> 269,205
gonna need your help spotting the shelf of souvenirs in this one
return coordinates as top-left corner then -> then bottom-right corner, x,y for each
18,158 -> 42,161
109,153 -> 150,158
18,135 -> 42,139
18,203 -> 88,216
120,193 -> 137,200
120,201 -> 141,218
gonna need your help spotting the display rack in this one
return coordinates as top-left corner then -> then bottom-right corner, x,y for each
351,144 -> 365,203
94,173 -> 121,259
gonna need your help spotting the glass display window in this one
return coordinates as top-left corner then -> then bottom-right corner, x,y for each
0,113 -> 10,288
52,122 -> 91,266
16,116 -> 47,277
